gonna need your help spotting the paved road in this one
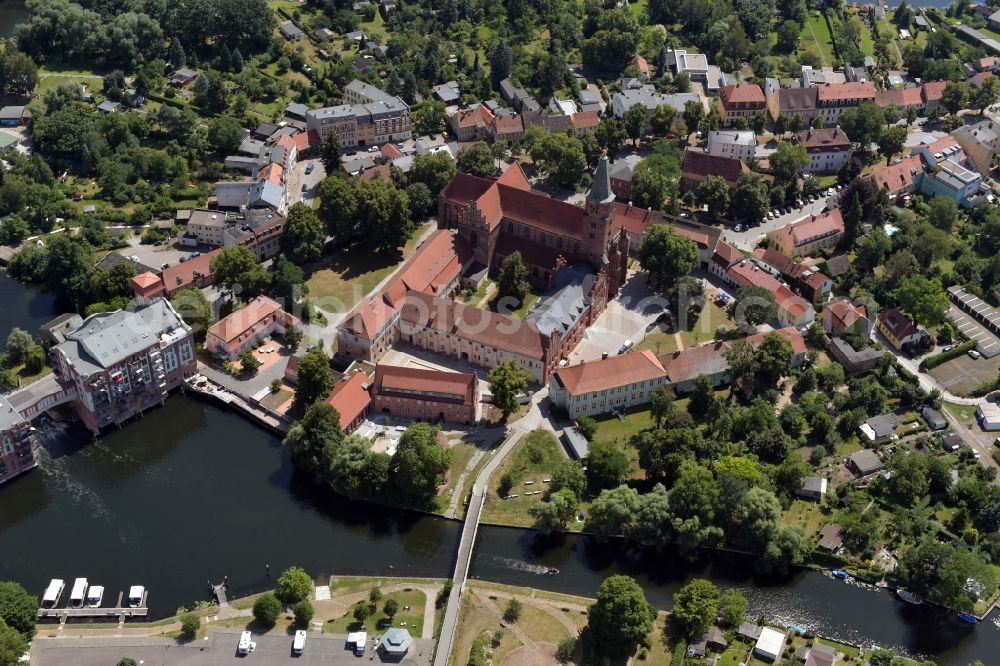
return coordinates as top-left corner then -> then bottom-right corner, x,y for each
432,392 -> 549,666
725,195 -> 836,251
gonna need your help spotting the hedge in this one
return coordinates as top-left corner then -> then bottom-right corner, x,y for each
919,340 -> 977,371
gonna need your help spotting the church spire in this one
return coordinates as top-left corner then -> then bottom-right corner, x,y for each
587,155 -> 615,205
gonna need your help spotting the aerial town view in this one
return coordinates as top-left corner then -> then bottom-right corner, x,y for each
7,0 -> 1000,664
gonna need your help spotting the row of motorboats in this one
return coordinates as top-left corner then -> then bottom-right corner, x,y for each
832,571 -> 981,625
41,578 -> 145,610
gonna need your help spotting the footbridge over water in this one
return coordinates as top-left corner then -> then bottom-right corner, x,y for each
4,374 -> 77,423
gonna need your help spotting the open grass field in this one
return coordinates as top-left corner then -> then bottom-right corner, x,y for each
781,499 -> 826,538
324,588 -> 427,636
804,13 -> 836,67
306,222 -> 433,313
434,439 -> 478,512
481,430 -> 567,526
637,300 -> 731,355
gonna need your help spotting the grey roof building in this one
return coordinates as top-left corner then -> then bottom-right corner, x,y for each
562,426 -> 589,459
284,102 -> 309,120
313,27 -> 335,41
848,449 -> 884,476
860,413 -> 901,442
432,80 -> 461,104
378,628 -> 412,657
578,89 -> 602,113
526,263 -> 597,338
279,20 -> 303,40
96,100 -> 121,113
922,405 -> 947,430
40,313 -> 84,346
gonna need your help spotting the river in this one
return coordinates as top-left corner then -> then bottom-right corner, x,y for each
0,1 -> 26,39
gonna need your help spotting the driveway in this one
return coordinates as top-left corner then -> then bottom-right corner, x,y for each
725,195 -> 836,251
123,237 -> 214,270
569,272 -> 667,362
288,157 -> 326,207
199,344 -> 294,401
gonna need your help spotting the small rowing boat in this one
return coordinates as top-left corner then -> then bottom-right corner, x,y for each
897,590 -> 924,606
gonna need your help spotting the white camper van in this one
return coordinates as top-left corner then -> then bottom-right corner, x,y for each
238,630 -> 256,655
292,630 -> 307,655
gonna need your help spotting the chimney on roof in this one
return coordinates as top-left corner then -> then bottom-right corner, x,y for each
602,352 -> 609,360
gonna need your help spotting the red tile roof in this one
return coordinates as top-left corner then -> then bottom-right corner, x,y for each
825,299 -> 867,334
792,127 -> 852,151
878,307 -> 920,340
744,327 -> 807,356
381,143 -> 404,160
373,364 -> 476,405
922,80 -> 948,103
720,84 -> 766,107
630,54 -> 650,77
681,150 -> 748,186
816,81 -> 876,103
572,111 -> 600,130
553,349 -> 665,395
132,271 -> 162,290
774,209 -> 845,251
206,295 -> 297,346
293,130 -> 320,152
325,371 -> 372,431
874,87 -> 923,109
360,164 -> 393,181
161,248 -> 221,293
493,114 -> 524,135
454,104 -> 494,129
776,87 -> 818,113
867,155 -> 923,193
400,290 -> 547,359
712,241 -> 743,268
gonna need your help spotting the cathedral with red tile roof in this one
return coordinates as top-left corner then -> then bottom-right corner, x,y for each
437,157 -> 629,294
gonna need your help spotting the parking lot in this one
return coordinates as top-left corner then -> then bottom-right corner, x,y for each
288,157 -> 326,207
947,305 -> 1000,358
569,272 -> 666,362
122,236 -> 215,270
32,630 -> 432,666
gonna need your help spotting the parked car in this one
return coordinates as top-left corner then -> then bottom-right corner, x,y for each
618,339 -> 634,354
969,349 -> 982,359
942,345 -> 953,352
735,224 -> 743,232
305,163 -> 314,175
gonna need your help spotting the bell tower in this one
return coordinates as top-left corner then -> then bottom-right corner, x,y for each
582,156 -> 617,267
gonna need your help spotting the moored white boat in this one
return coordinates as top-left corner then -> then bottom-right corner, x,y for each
86,585 -> 104,608
897,589 -> 924,605
41,579 -> 65,608
68,578 -> 88,608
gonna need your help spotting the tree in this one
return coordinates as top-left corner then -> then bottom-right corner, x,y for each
718,589 -> 748,628
5,329 -> 33,365
207,115 -> 241,154
776,20 -> 801,53
941,81 -> 968,116
3,52 -> 37,96
770,141 -> 809,183
169,37 -> 186,68
839,102 -> 885,153
757,526 -> 811,574
320,132 -> 341,174
728,486 -> 782,551
684,100 -> 705,133
688,374 -> 718,418
170,288 -> 213,335
388,423 -> 451,501
892,274 -> 949,327
928,196 -> 959,232
352,602 -> 371,623
650,386 -> 676,428
252,593 -> 282,629
972,76 -> 1000,114
0,582 -> 36,640
116,660 -> 138,666
586,441 -> 630,491
210,246 -> 267,295
596,117 -> 626,161
878,126 -> 908,165
411,152 -> 456,195
0,619 -> 28,666
731,172 -> 770,222
587,575 -> 655,656
369,587 -> 382,604
488,360 -> 531,421
383,598 -> 399,619
650,104 -> 677,136
756,332 -> 794,385
632,162 -> 673,210
576,415 -> 598,441
293,600 -> 314,626
502,598 -> 522,623
276,566 -> 312,604
529,133 -> 587,187
623,104 -> 647,146
179,612 -> 199,640
280,202 -> 325,265
696,175 -> 731,219
531,487 -> 578,535
732,285 -> 776,328
238,349 -> 261,374
489,41 -> 512,86
586,485 -> 640,541
355,178 -> 413,251
550,460 -> 586,497
638,224 -> 699,290
556,637 -> 575,663
496,251 -> 530,310
672,579 -> 720,638
295,346 -> 334,406
457,142 -> 495,177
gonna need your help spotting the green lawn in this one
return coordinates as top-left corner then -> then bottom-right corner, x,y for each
481,430 -> 567,526
306,223 -> 432,314
781,499 -> 825,539
804,13 -> 836,67
434,439 -> 479,512
260,389 -> 292,411
593,406 -> 655,445
942,401 -> 975,425
325,589 -> 427,636
636,330 -> 680,355
637,300 -> 731,356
